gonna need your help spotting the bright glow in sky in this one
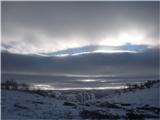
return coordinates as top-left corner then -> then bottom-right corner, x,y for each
2,1 -> 159,55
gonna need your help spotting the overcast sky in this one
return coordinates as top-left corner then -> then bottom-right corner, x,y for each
2,1 -> 159,54
1,1 -> 159,78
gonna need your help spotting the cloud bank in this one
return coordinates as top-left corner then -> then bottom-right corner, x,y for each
2,1 -> 159,54
2,48 -> 159,78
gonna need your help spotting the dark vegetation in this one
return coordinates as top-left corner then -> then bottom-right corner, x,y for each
32,101 -> 44,104
125,80 -> 160,91
14,104 -> 30,110
120,103 -> 131,106
125,110 -> 159,119
1,79 -> 53,97
80,110 -> 120,119
28,89 -> 48,96
137,105 -> 160,114
96,101 -> 122,109
125,112 -> 145,120
1,79 -> 29,91
63,102 -> 76,107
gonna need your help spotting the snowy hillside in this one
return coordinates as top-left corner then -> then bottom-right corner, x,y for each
1,80 -> 160,119
1,90 -> 80,119
106,82 -> 160,107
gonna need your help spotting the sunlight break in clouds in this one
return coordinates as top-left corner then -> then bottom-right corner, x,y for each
1,26 -> 157,54
2,2 -> 159,54
99,29 -> 147,46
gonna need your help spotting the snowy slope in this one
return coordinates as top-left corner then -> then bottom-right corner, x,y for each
1,90 -> 80,119
105,82 -> 160,107
1,82 -> 160,119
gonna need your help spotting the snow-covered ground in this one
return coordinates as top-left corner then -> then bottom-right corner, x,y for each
1,90 -> 80,119
1,81 -> 160,119
105,82 -> 160,107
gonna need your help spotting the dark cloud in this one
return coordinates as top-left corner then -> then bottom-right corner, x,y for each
2,48 -> 159,78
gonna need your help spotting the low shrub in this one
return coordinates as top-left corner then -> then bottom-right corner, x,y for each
80,110 -> 120,119
1,79 -> 29,91
63,102 -> 76,106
